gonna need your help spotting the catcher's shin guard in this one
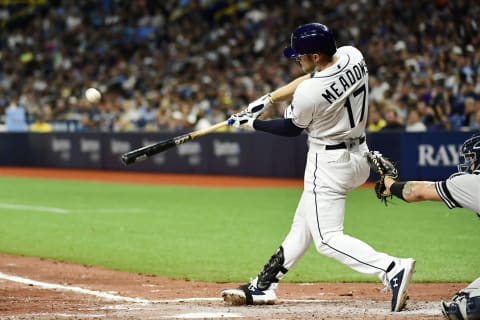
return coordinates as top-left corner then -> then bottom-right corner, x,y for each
467,295 -> 480,319
256,246 -> 289,291
442,290 -> 480,320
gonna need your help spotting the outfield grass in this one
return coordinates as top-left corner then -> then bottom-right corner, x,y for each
0,176 -> 477,283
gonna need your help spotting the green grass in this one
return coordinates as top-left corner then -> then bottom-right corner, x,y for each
0,176 -> 478,283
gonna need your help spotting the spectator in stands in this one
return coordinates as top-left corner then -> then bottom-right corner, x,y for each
381,109 -> 404,131
30,112 -> 53,133
97,100 -> 118,132
73,99 -> 101,131
5,98 -> 28,132
405,109 -> 427,132
463,97 -> 479,130
367,107 -> 387,132
470,110 -> 480,131
0,1 -> 478,133
135,97 -> 158,131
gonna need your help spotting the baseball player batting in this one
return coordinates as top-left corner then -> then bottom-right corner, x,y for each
366,133 -> 480,320
222,23 -> 415,312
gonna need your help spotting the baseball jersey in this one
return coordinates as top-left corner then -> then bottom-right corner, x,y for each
284,46 -> 368,145
435,170 -> 480,217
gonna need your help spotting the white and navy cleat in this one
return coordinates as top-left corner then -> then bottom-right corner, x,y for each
388,258 -> 416,312
222,282 -> 278,305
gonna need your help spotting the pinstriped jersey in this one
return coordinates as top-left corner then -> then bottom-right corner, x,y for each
435,171 -> 480,217
284,46 -> 368,145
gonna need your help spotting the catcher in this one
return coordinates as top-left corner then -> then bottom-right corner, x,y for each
366,132 -> 480,320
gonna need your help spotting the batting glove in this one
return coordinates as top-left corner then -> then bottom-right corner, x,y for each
229,112 -> 255,131
246,93 -> 274,118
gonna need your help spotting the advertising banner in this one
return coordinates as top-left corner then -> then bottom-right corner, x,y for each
0,131 -> 475,180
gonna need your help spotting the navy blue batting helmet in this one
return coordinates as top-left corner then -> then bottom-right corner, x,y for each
283,23 -> 337,58
458,132 -> 480,173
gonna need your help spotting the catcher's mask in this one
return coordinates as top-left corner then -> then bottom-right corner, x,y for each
458,132 -> 480,174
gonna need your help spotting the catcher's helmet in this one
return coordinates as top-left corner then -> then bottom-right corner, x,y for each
283,23 -> 337,59
458,132 -> 480,173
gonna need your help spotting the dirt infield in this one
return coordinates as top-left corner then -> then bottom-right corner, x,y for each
0,167 -> 466,319
0,253 -> 463,320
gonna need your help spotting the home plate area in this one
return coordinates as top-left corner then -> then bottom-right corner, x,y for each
106,299 -> 444,319
0,253 -> 465,320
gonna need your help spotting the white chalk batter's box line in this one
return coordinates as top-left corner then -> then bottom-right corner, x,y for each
0,202 -> 144,214
0,272 -> 441,317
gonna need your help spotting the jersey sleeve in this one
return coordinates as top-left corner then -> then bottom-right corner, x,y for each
286,87 -> 316,129
435,173 -> 480,214
435,180 -> 461,209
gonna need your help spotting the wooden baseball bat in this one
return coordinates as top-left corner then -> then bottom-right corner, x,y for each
121,119 -> 233,165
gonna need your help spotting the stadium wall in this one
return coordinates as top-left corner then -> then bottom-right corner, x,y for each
0,132 -> 472,180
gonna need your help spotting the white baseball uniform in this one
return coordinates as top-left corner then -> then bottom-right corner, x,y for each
436,170 -> 480,217
280,45 -> 401,286
436,170 -> 480,306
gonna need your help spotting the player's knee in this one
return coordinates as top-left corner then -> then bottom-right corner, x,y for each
314,231 -> 343,252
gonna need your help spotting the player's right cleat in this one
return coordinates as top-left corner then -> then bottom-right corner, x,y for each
388,258 -> 416,312
222,282 -> 278,305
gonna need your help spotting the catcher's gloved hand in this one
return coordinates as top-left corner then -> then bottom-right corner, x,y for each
365,151 -> 399,206
246,93 -> 274,118
229,112 -> 255,130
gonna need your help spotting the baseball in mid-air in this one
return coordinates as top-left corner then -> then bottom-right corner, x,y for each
85,88 -> 102,103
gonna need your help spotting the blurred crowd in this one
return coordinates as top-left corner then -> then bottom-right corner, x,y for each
1,0 -> 479,132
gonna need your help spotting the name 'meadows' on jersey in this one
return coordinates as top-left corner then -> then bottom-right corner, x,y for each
285,46 -> 369,145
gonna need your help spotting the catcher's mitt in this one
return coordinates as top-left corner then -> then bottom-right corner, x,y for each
365,151 -> 399,205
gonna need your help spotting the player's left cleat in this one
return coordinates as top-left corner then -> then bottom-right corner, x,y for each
388,258 -> 416,312
222,281 -> 278,305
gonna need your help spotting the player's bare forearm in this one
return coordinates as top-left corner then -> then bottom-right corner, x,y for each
270,74 -> 310,102
384,177 -> 441,202
403,182 -> 441,202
